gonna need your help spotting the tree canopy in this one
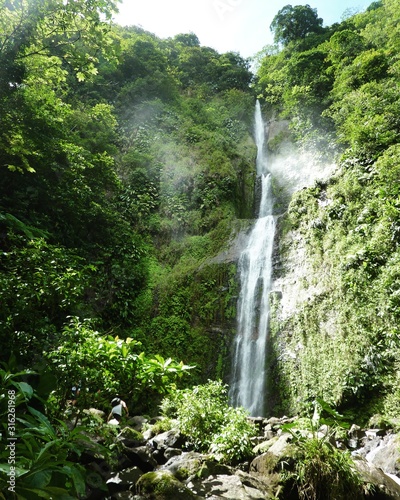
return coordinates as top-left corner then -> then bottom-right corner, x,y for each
270,4 -> 324,46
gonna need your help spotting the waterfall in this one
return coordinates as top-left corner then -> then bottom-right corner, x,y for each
229,100 -> 275,417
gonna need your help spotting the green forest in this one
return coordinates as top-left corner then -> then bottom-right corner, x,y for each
1,0 -> 400,497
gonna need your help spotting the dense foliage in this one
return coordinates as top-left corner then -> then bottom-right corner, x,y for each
2,0 -> 400,495
260,0 -> 400,420
0,0 -> 255,390
160,380 -> 257,463
0,360 -> 107,498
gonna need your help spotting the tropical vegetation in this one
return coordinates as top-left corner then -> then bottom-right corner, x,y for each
261,0 -> 400,420
1,0 -> 400,496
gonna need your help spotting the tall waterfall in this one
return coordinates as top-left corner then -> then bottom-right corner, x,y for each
229,100 -> 275,417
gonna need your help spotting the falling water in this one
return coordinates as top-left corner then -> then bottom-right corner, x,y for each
229,100 -> 275,417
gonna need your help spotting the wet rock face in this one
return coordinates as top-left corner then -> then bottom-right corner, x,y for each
271,221 -> 328,322
352,431 -> 400,497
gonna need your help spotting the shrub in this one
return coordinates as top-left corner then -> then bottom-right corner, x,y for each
144,417 -> 174,435
209,406 -> 257,463
282,409 -> 363,500
291,436 -> 363,500
44,316 -> 195,412
160,380 -> 257,463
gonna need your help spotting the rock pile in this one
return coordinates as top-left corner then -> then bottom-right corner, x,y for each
82,414 -> 400,499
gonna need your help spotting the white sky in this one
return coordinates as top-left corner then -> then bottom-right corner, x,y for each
113,0 -> 369,59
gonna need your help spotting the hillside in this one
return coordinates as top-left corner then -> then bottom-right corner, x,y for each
257,0 -> 400,420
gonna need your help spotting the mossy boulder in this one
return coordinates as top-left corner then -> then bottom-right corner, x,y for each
136,470 -> 197,499
117,426 -> 145,448
160,451 -> 203,480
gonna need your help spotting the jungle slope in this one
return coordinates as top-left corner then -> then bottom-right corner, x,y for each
260,0 -> 400,423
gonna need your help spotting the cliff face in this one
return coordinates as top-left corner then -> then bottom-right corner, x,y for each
262,123 -> 344,415
265,147 -> 400,419
206,121 -> 341,414
268,213 -> 336,415
267,121 -> 334,324
196,117 -> 398,421
272,222 -> 327,322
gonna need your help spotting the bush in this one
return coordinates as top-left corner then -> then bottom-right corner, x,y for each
44,316 -> 195,412
208,406 -> 257,463
160,380 -> 257,463
144,417 -> 174,436
291,436 -> 363,500
283,411 -> 363,500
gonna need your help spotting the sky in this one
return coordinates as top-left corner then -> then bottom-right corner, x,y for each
113,0 -> 369,59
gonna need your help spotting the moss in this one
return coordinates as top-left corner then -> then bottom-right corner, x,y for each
118,426 -> 144,443
136,470 -> 197,499
144,257 -> 238,385
149,417 -> 173,435
174,466 -> 192,482
269,151 -> 400,420
234,155 -> 256,218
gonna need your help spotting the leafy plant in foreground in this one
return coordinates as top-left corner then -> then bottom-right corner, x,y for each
0,360 -> 108,499
45,316 -> 195,412
289,435 -> 363,500
282,400 -> 363,500
208,405 -> 257,463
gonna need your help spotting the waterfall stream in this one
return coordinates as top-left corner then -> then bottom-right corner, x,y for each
229,100 -> 275,417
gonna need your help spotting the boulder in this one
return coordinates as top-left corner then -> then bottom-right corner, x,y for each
160,451 -> 205,480
164,447 -> 182,460
267,432 -> 293,456
199,471 -> 276,500
366,434 -> 400,476
150,429 -> 185,452
106,466 -> 142,495
146,429 -> 185,465
85,468 -> 110,500
136,470 -> 198,499
84,408 -> 106,420
121,445 -> 158,472
353,455 -> 400,498
250,452 -> 279,475
265,417 -> 282,426
253,436 -> 278,455
126,415 -> 148,432
117,427 -> 145,448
